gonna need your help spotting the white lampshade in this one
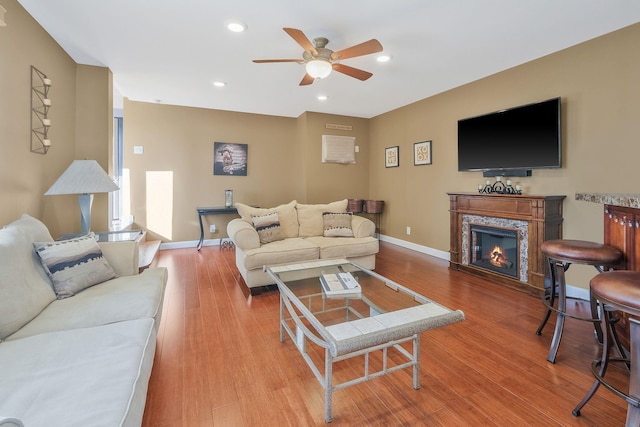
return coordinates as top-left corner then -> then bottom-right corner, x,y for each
45,160 -> 119,234
306,59 -> 332,79
45,160 -> 119,195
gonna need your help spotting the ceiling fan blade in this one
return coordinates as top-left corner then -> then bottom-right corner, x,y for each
283,27 -> 318,56
331,39 -> 383,61
252,59 -> 304,63
299,73 -> 315,86
332,63 -> 373,81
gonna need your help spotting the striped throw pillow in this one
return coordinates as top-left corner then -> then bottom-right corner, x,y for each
251,212 -> 284,244
34,233 -> 117,299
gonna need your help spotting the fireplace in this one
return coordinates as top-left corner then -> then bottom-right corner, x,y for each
448,193 -> 565,295
470,225 -> 518,279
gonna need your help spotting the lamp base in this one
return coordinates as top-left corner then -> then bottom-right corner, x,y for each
78,193 -> 94,235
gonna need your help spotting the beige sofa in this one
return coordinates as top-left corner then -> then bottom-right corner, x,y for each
227,199 -> 379,291
0,215 -> 167,427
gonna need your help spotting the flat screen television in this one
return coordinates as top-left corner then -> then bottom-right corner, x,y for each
457,97 -> 561,176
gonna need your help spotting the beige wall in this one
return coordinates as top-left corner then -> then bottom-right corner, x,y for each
299,112 -> 371,203
0,0 -> 114,237
123,102 -> 371,242
74,65 -> 113,232
369,23 -> 640,287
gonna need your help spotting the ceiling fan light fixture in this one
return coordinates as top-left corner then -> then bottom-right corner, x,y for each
376,54 -> 391,63
305,59 -> 332,79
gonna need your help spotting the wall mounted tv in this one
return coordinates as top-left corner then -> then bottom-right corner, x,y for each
457,97 -> 561,177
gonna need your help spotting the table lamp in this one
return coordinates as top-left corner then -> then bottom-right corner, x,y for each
45,160 -> 119,234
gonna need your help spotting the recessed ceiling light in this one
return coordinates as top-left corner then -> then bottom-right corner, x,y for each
213,81 -> 226,87
226,21 -> 247,33
317,95 -> 328,101
376,55 -> 391,63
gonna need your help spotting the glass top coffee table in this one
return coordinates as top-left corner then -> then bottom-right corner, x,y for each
265,258 -> 465,423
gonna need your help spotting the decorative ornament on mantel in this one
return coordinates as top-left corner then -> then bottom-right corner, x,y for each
478,176 -> 522,195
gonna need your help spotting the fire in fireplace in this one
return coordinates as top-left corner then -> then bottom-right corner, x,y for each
469,225 -> 518,278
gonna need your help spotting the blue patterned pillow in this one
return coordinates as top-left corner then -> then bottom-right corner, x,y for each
33,232 -> 117,299
251,211 -> 284,244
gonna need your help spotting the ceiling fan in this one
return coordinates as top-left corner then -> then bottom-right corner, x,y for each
253,28 -> 383,86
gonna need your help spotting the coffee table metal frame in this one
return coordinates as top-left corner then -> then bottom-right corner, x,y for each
265,259 -> 464,423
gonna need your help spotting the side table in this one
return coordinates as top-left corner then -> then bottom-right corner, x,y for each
196,206 -> 239,250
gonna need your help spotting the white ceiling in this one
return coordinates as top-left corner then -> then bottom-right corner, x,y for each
17,0 -> 640,119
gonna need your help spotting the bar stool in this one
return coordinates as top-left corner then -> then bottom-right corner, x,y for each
536,239 -> 622,363
573,271 -> 640,425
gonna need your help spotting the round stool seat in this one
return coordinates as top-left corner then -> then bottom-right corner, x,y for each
573,270 -> 640,422
591,271 -> 640,317
541,239 -> 622,266
537,239 -> 622,363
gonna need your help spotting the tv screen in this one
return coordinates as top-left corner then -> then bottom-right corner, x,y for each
457,97 -> 561,174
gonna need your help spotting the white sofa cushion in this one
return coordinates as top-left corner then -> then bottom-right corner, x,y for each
98,241 -> 140,277
0,318 -> 156,427
235,200 -> 299,238
304,236 -> 380,260
0,216 -> 56,340
296,199 -> 348,237
243,238 -> 318,270
7,267 -> 167,341
34,233 -> 118,299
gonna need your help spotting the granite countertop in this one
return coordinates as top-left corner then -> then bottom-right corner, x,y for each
575,193 -> 640,208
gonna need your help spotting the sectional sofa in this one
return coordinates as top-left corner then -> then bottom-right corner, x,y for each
0,215 -> 167,427
227,199 -> 379,290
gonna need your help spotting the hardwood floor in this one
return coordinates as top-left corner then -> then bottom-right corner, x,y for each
141,242 -> 628,426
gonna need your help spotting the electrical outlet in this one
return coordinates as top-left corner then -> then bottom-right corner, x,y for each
209,224 -> 216,233
406,226 -> 411,235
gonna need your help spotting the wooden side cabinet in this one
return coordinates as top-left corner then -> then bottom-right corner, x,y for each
604,205 -> 640,270
604,204 -> 640,349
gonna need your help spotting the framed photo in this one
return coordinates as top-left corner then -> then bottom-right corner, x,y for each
214,142 -> 248,176
385,146 -> 399,168
414,140 -> 432,166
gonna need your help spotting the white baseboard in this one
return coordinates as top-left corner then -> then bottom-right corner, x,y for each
377,233 -> 590,301
378,234 -> 450,261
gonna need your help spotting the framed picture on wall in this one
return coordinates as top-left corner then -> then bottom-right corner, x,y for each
385,146 -> 399,168
414,140 -> 432,165
213,142 -> 248,176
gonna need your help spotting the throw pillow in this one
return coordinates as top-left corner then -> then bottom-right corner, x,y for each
33,233 -> 117,299
323,212 -> 354,237
297,199 -> 348,237
235,200 -> 299,238
251,212 -> 284,244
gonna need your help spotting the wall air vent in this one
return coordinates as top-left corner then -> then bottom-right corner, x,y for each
322,135 -> 356,164
325,123 -> 353,131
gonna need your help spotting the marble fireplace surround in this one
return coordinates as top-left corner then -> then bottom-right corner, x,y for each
461,214 -> 529,283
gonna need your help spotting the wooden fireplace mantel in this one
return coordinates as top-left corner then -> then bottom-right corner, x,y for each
448,192 -> 566,295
